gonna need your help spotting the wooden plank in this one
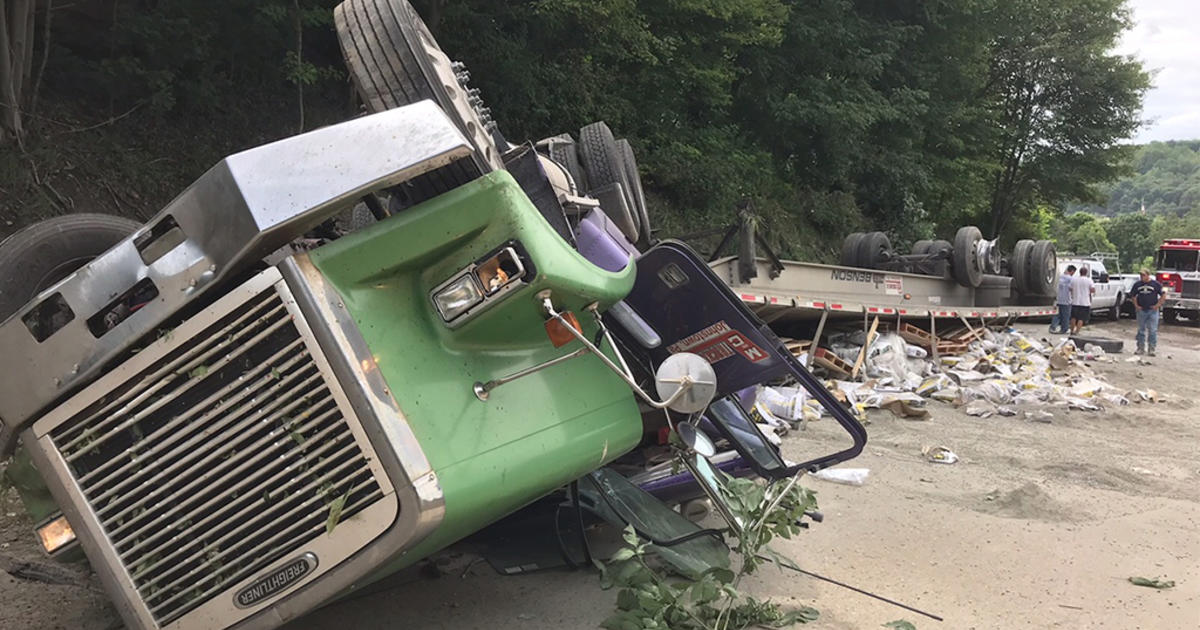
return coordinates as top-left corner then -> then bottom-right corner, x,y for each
851,316 -> 880,380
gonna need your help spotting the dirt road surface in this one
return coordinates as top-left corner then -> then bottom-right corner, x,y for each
3,319 -> 1198,629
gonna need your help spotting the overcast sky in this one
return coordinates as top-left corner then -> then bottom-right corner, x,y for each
1118,0 -> 1200,142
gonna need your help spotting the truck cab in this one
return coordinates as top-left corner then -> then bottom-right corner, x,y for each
1155,239 -> 1200,322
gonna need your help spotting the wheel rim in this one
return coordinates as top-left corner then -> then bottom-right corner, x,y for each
36,255 -> 97,293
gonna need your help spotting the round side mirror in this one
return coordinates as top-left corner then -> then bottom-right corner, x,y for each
654,352 -> 717,414
675,421 -> 716,457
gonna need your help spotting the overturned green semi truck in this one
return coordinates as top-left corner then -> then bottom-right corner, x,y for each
0,2 -> 869,629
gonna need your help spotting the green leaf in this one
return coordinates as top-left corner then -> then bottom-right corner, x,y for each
324,490 -> 349,535
616,588 -> 639,611
1129,576 -> 1175,589
188,365 -> 209,379
883,621 -> 917,630
622,524 -> 640,547
703,566 -> 736,585
599,612 -> 632,630
611,548 -> 636,562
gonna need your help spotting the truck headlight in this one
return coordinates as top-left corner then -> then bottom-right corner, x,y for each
433,274 -> 484,322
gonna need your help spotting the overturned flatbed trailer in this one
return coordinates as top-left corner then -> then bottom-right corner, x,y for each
708,256 -> 1057,326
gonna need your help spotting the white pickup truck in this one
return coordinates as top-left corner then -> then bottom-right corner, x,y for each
1058,257 -> 1125,320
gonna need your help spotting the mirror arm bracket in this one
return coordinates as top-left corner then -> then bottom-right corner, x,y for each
473,292 -> 698,407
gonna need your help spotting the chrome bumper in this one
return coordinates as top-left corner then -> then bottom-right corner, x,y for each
0,101 -> 471,432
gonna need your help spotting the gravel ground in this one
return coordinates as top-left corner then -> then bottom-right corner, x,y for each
3,319 -> 1198,629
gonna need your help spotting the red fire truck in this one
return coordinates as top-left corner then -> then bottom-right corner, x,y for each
1155,238 -> 1200,322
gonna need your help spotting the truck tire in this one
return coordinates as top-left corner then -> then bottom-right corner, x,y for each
841,233 -> 864,267
856,232 -> 891,270
1027,240 -> 1057,297
1109,293 -> 1123,321
953,226 -> 984,288
1164,309 -> 1178,323
1011,239 -> 1034,295
616,138 -> 652,249
911,240 -> 933,256
0,214 -> 142,321
0,213 -> 141,522
334,0 -> 500,204
545,134 -> 588,194
1070,335 -> 1124,354
931,240 -> 953,258
578,121 -> 639,242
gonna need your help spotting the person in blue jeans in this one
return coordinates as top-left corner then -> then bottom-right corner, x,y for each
1130,268 -> 1166,355
1050,265 -> 1076,334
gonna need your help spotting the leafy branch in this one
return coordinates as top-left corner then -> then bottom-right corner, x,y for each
596,471 -> 820,630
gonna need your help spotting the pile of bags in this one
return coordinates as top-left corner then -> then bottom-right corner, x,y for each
760,328 -> 1164,426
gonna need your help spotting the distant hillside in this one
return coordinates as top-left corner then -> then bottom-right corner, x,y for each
1086,141 -> 1200,217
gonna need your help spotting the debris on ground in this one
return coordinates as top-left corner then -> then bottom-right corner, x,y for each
786,326 -> 1169,423
922,445 -> 958,464
1128,576 -> 1175,589
811,468 -> 870,486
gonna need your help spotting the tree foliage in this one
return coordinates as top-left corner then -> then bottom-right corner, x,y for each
1,0 -> 1151,257
1095,141 -> 1200,217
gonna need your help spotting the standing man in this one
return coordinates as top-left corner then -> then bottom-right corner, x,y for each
1070,265 -> 1095,335
1130,268 -> 1166,355
1051,265 -> 1076,334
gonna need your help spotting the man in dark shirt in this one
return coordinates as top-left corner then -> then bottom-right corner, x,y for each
1130,269 -> 1166,356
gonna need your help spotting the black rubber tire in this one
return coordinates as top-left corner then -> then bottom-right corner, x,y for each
1027,240 -> 1057,297
1069,335 -> 1124,354
334,0 -> 495,204
1164,309 -> 1178,323
1109,294 -> 1122,321
0,214 -> 142,322
578,121 -> 639,241
1011,239 -> 1035,295
856,232 -> 892,270
545,134 -> 588,194
616,138 -> 652,249
952,226 -> 984,288
840,233 -> 864,267
911,240 -> 933,256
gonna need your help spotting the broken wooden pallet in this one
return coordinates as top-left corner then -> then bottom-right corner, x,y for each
896,322 -> 936,349
941,326 -> 984,344
779,337 -> 812,358
812,348 -> 852,378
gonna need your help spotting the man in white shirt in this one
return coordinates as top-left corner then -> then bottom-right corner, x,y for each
1070,265 -> 1096,335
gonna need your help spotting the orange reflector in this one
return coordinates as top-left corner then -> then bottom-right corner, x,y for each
545,311 -> 582,348
36,515 -> 76,555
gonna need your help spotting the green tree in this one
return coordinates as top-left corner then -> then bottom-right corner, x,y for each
1106,213 -> 1154,270
983,0 -> 1149,236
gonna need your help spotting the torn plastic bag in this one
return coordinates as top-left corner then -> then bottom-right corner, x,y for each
948,369 -> 988,384
916,374 -> 954,396
812,467 -> 869,486
964,400 -> 996,417
1065,396 -> 1102,411
758,386 -> 808,422
1099,392 -> 1129,406
962,380 -> 1015,404
1068,378 -> 1107,398
930,386 -> 960,402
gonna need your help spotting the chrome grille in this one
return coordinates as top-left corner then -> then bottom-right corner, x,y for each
49,288 -> 384,626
